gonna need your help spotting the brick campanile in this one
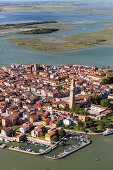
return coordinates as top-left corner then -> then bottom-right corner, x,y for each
69,79 -> 75,109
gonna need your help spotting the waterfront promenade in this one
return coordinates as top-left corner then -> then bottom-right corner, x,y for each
62,129 -> 103,135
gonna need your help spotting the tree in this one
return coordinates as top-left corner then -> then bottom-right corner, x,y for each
64,104 -> 70,111
62,86 -> 66,91
58,128 -> 66,138
85,117 -> 91,122
90,127 -> 97,133
102,77 -> 113,85
92,95 -> 101,105
86,120 -> 94,128
100,99 -> 110,108
102,66 -> 105,70
71,106 -> 76,112
80,109 -> 89,116
101,73 -> 106,77
102,78 -> 109,85
107,66 -> 110,69
51,135 -> 58,142
78,121 -> 84,128
40,132 -> 44,137
105,123 -> 112,128
97,120 -> 105,131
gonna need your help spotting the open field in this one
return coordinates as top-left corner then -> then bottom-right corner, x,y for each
5,27 -> 113,52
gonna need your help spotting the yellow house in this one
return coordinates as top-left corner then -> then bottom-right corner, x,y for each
43,106 -> 46,111
45,129 -> 58,141
45,134 -> 51,141
42,119 -> 48,126
29,115 -> 36,123
88,91 -> 91,95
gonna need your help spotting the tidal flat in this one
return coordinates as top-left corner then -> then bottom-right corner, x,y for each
1,5 -> 113,16
5,27 -> 113,52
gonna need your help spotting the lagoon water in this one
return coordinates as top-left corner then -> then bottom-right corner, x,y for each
0,5 -> 113,170
0,135 -> 113,170
1,37 -> 113,68
0,9 -> 113,68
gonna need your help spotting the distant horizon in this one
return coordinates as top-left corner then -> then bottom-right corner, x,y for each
1,0 -> 113,2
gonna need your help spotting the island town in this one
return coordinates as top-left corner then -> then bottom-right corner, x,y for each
0,63 -> 113,158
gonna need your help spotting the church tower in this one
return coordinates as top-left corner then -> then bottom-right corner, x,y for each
69,79 -> 75,109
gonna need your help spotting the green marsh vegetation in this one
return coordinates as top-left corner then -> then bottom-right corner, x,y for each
5,27 -> 113,52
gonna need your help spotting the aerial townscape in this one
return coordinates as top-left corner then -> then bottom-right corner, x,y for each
1,0 -> 113,169
0,62 -> 113,159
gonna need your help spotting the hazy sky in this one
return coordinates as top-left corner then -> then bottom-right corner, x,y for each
1,0 -> 113,2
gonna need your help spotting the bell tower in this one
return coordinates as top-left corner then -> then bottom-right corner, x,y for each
69,79 -> 75,109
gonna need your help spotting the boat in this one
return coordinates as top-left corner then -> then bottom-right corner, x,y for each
39,149 -> 44,153
0,143 -> 6,148
103,129 -> 113,136
5,139 -> 9,142
96,158 -> 100,161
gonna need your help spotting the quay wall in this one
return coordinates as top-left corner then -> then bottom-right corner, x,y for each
45,140 -> 91,160
9,144 -> 58,156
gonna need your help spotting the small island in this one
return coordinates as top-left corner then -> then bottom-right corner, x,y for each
17,28 -> 59,34
0,21 -> 58,30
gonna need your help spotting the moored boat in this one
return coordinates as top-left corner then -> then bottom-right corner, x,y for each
103,129 -> 113,136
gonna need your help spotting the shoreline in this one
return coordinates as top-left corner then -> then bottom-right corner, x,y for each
64,129 -> 103,135
9,144 -> 58,155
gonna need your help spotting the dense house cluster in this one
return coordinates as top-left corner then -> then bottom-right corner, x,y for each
0,63 -> 113,141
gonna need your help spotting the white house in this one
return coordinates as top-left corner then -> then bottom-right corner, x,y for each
90,104 -> 107,113
20,122 -> 33,134
63,118 -> 72,126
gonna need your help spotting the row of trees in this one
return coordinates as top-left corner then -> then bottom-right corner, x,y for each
76,117 -> 113,133
85,117 -> 113,132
